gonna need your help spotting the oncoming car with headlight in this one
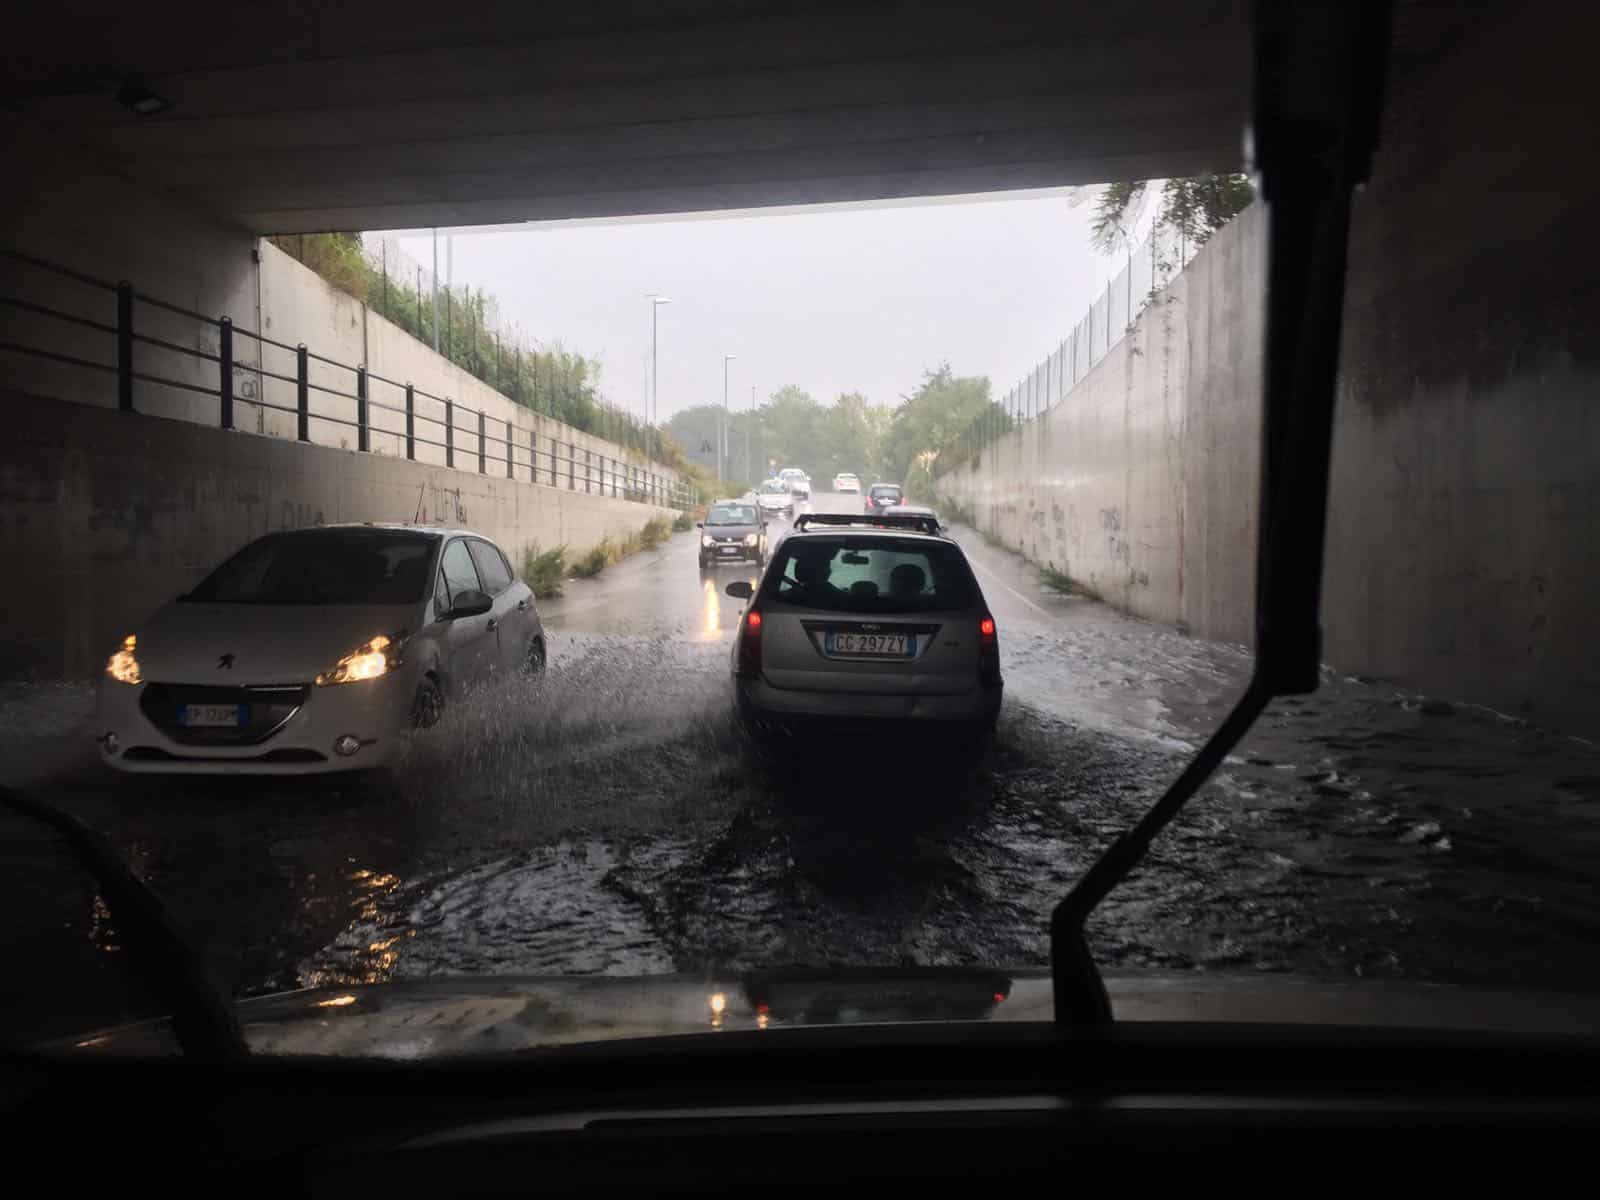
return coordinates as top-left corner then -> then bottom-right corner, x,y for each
96,524 -> 545,773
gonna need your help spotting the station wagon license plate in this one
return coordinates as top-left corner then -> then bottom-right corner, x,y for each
825,632 -> 914,658
179,704 -> 246,727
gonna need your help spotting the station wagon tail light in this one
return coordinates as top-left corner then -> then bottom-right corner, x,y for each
737,609 -> 763,677
978,614 -> 1000,683
316,634 -> 402,686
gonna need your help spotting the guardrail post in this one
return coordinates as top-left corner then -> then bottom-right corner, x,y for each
116,282 -> 134,413
404,384 -> 415,459
356,365 -> 369,451
295,345 -> 310,440
585,449 -> 593,493
445,399 -> 454,467
530,431 -> 538,483
567,442 -> 575,490
507,420 -> 515,479
219,317 -> 234,429
477,410 -> 486,473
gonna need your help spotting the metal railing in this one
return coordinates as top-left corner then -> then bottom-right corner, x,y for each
0,249 -> 692,510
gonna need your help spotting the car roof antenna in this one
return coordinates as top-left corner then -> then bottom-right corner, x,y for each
1050,0 -> 1394,1026
0,786 -> 249,1059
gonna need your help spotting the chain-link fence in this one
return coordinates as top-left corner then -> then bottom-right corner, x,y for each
992,221 -> 1198,425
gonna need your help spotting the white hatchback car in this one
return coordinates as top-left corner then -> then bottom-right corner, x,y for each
96,524 -> 545,774
724,513 -> 1001,731
832,473 -> 861,493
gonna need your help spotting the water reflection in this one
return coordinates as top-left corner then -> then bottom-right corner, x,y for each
700,578 -> 720,640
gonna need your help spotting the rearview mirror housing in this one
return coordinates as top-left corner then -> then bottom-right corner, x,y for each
725,581 -> 754,600
447,588 -> 493,619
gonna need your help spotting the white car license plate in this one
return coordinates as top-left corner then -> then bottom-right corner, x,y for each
825,632 -> 914,658
179,703 -> 245,727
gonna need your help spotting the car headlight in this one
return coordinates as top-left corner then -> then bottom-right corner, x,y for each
702,534 -> 715,547
105,635 -> 141,686
316,635 -> 401,686
743,533 -> 758,546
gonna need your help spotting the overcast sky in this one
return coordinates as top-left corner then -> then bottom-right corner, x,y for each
391,188 -> 1128,422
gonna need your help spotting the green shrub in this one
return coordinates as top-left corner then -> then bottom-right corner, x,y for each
572,540 -> 611,578
672,510 -> 694,533
521,544 -> 568,598
1040,565 -> 1098,600
640,515 -> 673,550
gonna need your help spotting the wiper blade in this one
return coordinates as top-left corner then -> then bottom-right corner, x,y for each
0,786 -> 248,1060
1050,0 -> 1394,1025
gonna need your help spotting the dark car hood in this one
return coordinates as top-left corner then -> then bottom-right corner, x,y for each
43,968 -> 1600,1059
702,523 -> 761,537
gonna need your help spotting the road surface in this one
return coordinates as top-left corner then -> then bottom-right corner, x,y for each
4,491 -> 1599,1043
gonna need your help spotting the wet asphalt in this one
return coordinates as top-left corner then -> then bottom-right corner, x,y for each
4,491 -> 1600,1044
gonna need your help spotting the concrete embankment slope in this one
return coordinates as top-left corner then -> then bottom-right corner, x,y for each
940,5 -> 1600,736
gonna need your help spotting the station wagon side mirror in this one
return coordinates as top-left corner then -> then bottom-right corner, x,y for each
725,581 -> 754,600
448,588 -> 493,619
696,521 -> 704,529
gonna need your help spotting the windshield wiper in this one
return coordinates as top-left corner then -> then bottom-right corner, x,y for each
1050,0 -> 1394,1025
0,786 -> 248,1060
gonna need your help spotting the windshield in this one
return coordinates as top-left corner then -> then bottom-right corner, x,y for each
8,4 -> 1600,1061
183,531 -> 435,606
768,538 -> 977,614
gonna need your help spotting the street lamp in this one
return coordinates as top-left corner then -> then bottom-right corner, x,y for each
645,294 -> 671,426
720,354 -> 736,482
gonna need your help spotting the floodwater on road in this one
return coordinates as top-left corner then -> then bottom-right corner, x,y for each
4,491 -> 1599,1044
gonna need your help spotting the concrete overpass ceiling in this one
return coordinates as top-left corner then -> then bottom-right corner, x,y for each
4,0 -> 1471,233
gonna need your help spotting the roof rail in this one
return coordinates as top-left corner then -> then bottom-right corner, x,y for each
793,513 -> 939,536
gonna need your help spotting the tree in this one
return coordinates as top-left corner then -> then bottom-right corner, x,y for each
882,364 -> 999,487
1087,174 -> 1255,256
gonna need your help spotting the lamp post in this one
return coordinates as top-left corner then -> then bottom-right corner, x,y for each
645,294 -> 671,425
720,354 -> 736,482
747,384 -> 755,485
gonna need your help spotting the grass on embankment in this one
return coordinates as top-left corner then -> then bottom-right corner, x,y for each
522,545 -> 569,598
568,514 -> 681,581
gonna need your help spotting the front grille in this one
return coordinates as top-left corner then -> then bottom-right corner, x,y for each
123,746 -> 326,764
139,682 -> 309,746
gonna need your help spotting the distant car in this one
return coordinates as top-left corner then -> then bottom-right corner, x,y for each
95,525 -> 546,774
698,500 -> 770,569
756,479 -> 795,518
723,513 -> 1001,733
778,468 -> 812,498
864,482 -> 904,515
881,503 -> 943,532
833,473 -> 861,493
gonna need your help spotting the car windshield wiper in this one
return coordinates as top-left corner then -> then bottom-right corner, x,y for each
1050,0 -> 1394,1025
0,786 -> 248,1060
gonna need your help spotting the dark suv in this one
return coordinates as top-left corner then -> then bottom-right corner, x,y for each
864,483 -> 904,515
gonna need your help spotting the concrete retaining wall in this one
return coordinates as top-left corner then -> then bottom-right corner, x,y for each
941,4 -> 1600,735
1,398 -> 677,681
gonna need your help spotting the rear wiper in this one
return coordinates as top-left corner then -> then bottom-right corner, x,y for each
1050,0 -> 1394,1025
0,786 -> 248,1060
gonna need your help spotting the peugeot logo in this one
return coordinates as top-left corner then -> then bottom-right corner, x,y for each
216,653 -> 234,670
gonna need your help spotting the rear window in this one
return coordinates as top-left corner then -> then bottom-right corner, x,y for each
870,485 -> 902,500
765,537 -> 977,614
185,531 -> 436,606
